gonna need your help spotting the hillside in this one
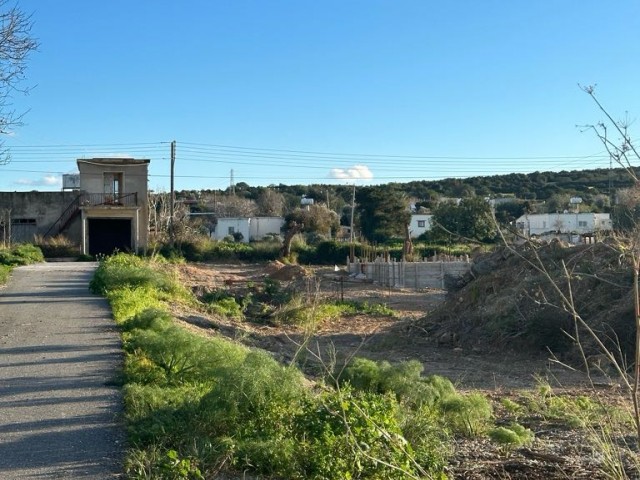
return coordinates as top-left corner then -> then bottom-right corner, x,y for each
178,166 -> 638,210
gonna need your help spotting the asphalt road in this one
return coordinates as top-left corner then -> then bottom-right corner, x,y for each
0,262 -> 125,479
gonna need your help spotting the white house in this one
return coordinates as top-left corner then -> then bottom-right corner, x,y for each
515,212 -> 612,239
213,216 -> 284,243
409,214 -> 434,238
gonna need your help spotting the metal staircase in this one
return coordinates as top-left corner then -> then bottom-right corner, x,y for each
44,195 -> 81,238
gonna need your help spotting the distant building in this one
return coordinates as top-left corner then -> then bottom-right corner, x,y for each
515,212 -> 612,241
0,158 -> 150,255
409,214 -> 434,238
212,216 -> 284,243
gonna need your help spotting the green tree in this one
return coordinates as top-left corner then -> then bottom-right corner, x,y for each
431,197 -> 496,243
545,193 -> 571,213
280,204 -> 339,257
356,186 -> 410,243
494,201 -> 526,226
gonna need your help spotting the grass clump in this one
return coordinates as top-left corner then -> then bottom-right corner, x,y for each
90,252 -> 188,299
273,298 -> 394,327
338,357 -> 456,409
488,422 -> 534,448
0,264 -> 10,284
440,393 -> 493,437
201,290 -> 244,319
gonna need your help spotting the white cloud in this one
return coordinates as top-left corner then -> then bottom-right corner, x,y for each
15,175 -> 62,187
329,164 -> 373,181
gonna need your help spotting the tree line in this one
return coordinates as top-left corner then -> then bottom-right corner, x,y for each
170,166 -> 637,245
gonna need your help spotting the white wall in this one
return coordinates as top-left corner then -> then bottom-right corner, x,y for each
409,214 -> 433,238
249,217 -> 284,240
516,213 -> 612,237
213,217 -> 284,242
213,218 -> 251,242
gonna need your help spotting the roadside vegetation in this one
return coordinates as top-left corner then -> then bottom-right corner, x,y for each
0,243 -> 44,284
91,252 -> 639,478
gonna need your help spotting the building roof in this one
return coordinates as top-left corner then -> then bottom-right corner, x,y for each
77,158 -> 150,166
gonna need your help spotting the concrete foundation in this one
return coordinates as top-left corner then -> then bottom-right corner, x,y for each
347,256 -> 471,290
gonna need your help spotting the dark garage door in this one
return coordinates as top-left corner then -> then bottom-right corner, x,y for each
88,218 -> 132,255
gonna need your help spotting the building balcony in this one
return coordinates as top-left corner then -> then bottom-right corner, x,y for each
80,192 -> 139,207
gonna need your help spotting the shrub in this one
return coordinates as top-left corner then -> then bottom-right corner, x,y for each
201,290 -> 244,319
90,253 -> 191,301
488,423 -> 534,448
440,393 -> 493,437
107,285 -> 163,323
0,243 -> 44,266
294,387 -> 425,479
122,308 -> 174,333
197,350 -> 307,440
338,357 -> 456,409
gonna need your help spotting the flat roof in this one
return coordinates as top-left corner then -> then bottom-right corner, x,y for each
77,158 -> 150,165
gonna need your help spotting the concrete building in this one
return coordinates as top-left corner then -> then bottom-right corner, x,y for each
515,212 -> 612,240
0,158 -> 150,255
212,216 -> 284,243
409,214 -> 434,238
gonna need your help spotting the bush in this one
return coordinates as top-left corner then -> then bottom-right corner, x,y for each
107,285 -> 163,323
292,387 -> 428,479
201,290 -> 244,319
90,253 -> 189,300
488,423 -> 534,448
440,393 -> 493,437
296,240 -> 351,265
0,243 -> 44,266
338,357 -> 456,409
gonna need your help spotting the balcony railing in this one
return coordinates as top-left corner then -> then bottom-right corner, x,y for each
80,192 -> 139,207
45,192 -> 140,238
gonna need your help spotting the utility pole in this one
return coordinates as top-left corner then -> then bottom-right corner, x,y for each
230,169 -> 235,195
349,184 -> 356,262
169,140 -> 176,244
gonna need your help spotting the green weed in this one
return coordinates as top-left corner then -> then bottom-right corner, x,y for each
201,290 -> 244,319
488,423 -> 534,449
0,264 -> 10,284
338,357 -> 456,409
440,393 -> 493,437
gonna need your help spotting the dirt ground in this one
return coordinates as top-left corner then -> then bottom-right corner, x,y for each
172,261 -> 600,391
169,261 -> 635,480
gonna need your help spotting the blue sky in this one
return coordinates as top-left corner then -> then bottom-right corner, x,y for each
1,1 -> 639,192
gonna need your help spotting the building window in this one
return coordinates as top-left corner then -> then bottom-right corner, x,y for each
11,218 -> 36,225
578,221 -> 587,227
228,226 -> 235,235
417,220 -> 426,228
